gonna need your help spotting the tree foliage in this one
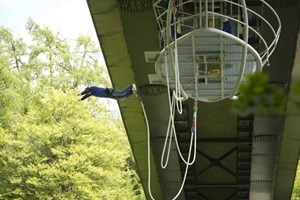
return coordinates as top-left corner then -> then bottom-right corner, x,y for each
231,72 -> 286,116
292,160 -> 300,200
0,20 -> 144,199
231,69 -> 300,199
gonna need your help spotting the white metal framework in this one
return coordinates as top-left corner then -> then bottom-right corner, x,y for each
153,0 -> 281,102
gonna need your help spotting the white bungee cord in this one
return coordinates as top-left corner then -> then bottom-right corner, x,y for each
143,35 -> 199,200
142,51 -> 199,199
142,2 -> 199,199
172,11 -> 184,115
161,51 -> 198,168
143,56 -> 197,200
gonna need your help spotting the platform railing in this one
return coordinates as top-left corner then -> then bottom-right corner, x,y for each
153,0 -> 281,67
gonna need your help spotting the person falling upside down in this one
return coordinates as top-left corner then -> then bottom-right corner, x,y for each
78,84 -> 138,101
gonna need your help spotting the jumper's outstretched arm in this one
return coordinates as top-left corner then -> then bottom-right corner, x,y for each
78,87 -> 93,101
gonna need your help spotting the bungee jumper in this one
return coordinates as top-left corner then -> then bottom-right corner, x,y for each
78,84 -> 137,101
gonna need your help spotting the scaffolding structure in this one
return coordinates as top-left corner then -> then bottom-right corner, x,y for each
153,0 -> 281,102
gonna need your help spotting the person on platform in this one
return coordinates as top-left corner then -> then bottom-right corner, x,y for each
223,18 -> 234,35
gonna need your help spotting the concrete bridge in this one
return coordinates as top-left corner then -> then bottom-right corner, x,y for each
86,0 -> 300,199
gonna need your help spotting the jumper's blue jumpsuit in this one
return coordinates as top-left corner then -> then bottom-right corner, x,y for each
90,85 -> 133,101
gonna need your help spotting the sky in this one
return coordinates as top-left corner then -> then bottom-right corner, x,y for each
0,0 -> 96,39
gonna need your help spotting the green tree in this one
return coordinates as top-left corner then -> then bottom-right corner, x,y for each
290,80 -> 300,108
231,72 -> 286,116
232,71 -> 300,199
292,160 -> 300,200
0,21 -> 144,199
24,18 -> 109,90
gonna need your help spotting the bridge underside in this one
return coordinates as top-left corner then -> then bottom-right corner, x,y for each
87,0 -> 300,199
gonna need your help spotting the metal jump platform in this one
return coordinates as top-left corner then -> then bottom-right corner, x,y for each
153,0 -> 281,102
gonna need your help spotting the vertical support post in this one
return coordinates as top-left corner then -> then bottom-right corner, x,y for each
220,36 -> 225,98
199,0 -> 202,28
212,0 -> 215,28
230,0 -> 249,98
192,34 -> 197,100
205,0 -> 208,28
